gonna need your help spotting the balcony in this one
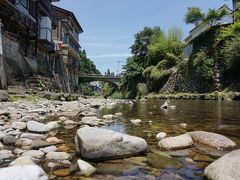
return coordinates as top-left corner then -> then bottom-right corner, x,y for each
68,30 -> 79,42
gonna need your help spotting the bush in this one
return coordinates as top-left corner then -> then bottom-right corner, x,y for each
137,83 -> 148,97
111,91 -> 124,99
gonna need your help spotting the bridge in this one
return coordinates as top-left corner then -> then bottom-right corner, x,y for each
78,73 -> 122,88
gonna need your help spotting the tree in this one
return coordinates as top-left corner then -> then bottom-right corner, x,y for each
185,6 -> 228,26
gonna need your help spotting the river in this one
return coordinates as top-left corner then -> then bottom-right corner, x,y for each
55,99 -> 240,179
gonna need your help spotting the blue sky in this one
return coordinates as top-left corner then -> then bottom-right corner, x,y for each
54,0 -> 232,74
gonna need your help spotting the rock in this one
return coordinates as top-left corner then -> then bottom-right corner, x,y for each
158,134 -> 193,150
0,90 -> 9,102
156,132 -> 167,140
46,152 -> 70,161
31,140 -> 51,149
13,149 -> 26,155
27,121 -> 49,133
81,117 -> 102,126
7,129 -> 22,136
204,149 -> 240,180
0,111 -> 10,118
53,168 -> 71,177
147,153 -> 182,169
179,123 -> 187,129
90,102 -> 102,109
0,141 -> 3,149
57,144 -> 72,152
193,154 -> 215,163
115,112 -> 123,117
78,111 -> 97,117
46,121 -> 59,130
77,159 -> 96,176
46,137 -> 64,144
0,165 -> 48,180
75,127 -> 148,160
188,131 -> 236,149
9,156 -> 35,166
20,133 -> 46,140
11,122 -> 27,130
63,120 -> 76,126
40,146 -> 57,153
3,135 -> 17,145
29,108 -> 47,115
130,119 -> 142,125
161,101 -> 169,109
58,116 -> 69,122
103,114 -> 117,120
0,131 -> 6,140
0,150 -> 14,160
16,138 -> 33,147
22,150 -> 45,159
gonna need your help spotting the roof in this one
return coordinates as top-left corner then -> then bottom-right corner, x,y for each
51,5 -> 83,33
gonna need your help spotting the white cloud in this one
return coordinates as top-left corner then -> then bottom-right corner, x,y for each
88,53 -> 131,59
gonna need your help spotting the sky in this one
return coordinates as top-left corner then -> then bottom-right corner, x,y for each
54,0 -> 232,74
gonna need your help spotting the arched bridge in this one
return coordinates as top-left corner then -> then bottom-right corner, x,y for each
78,73 -> 122,88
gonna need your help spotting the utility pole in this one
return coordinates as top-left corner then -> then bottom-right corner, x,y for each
0,19 -> 7,90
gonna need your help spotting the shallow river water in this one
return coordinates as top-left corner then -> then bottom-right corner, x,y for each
54,100 -> 240,180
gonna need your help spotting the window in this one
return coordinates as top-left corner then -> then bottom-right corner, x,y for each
20,0 -> 28,8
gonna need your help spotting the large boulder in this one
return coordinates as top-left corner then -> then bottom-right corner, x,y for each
188,131 -> 236,149
0,90 -> 9,102
75,127 -> 148,160
204,149 -> 240,180
158,134 -> 193,150
0,165 -> 48,180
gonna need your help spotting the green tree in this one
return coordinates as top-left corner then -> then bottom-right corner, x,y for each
185,6 -> 228,26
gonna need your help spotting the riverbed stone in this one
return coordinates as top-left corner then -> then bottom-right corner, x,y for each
46,137 -> 64,144
75,127 -> 148,160
16,138 -> 33,147
156,132 -> 167,140
22,150 -> 45,159
11,122 -> 27,130
81,117 -> 102,126
3,135 -> 17,145
77,159 -> 96,177
130,119 -> 142,125
27,121 -> 49,133
9,156 -> 35,166
147,153 -> 182,169
0,131 -> 6,140
0,150 -> 14,160
46,121 -> 59,130
20,133 -> 46,140
188,131 -> 236,149
0,90 -> 9,102
46,152 -> 70,161
0,165 -> 48,180
204,149 -> 240,180
40,146 -> 57,153
158,134 -> 193,150
31,140 -> 51,149
103,114 -> 117,120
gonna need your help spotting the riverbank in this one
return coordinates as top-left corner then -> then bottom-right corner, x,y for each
144,91 -> 240,101
0,90 -> 240,179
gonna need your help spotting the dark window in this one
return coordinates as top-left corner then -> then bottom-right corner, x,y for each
20,0 -> 28,9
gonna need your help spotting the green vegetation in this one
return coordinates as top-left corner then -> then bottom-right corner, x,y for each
121,4 -> 240,99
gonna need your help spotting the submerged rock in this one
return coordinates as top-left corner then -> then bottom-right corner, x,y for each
188,131 -> 236,149
77,159 -> 96,176
0,165 -> 48,180
147,153 -> 182,169
204,149 -> 240,180
75,127 -> 148,160
130,119 -> 142,125
158,134 -> 193,150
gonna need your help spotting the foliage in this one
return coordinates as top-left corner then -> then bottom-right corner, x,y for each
185,6 -> 228,26
79,50 -> 100,74
81,84 -> 94,96
137,83 -> 148,97
193,49 -> 214,81
102,82 -> 114,97
110,91 -> 124,99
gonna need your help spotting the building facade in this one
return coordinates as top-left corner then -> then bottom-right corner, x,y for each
0,0 -> 83,92
51,5 -> 83,93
